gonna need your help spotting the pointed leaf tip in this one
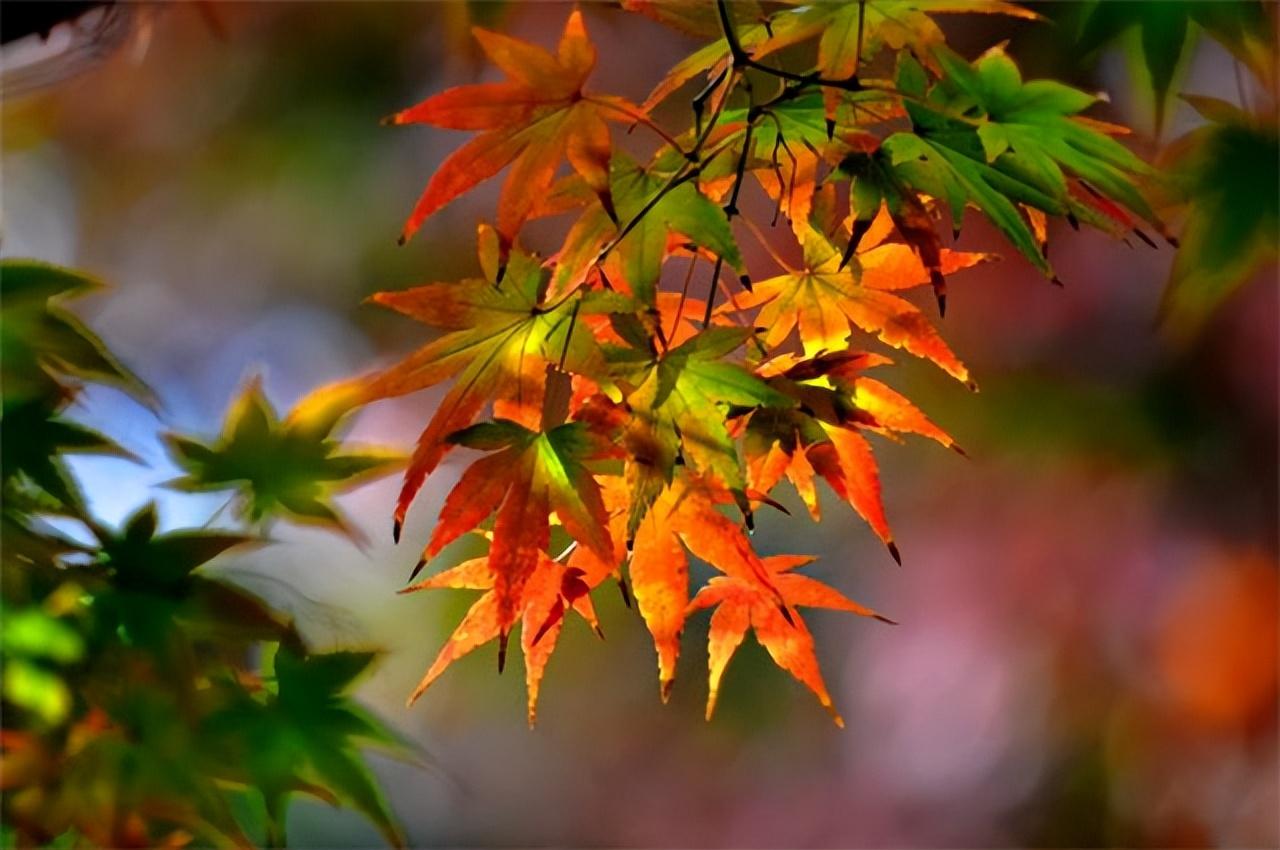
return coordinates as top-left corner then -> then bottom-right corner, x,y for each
887,541 -> 902,566
1132,228 -> 1158,249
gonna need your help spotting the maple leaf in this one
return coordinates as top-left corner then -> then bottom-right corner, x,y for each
85,502 -> 298,656
549,150 -> 744,303
388,9 -> 638,244
768,0 -> 1040,119
401,549 -> 601,726
2,400 -> 139,516
204,647 -> 408,848
0,258 -> 155,409
606,327 -> 792,529
688,553 -> 892,725
732,223 -> 975,383
880,49 -> 1166,281
638,0 -> 1034,113
163,377 -> 403,540
743,351 -> 960,558
364,225 -> 628,537
627,472 -> 784,700
413,419 -> 614,645
713,91 -> 887,238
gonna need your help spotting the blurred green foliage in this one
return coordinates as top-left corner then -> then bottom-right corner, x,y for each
163,378 -> 402,540
1161,96 -> 1278,340
1071,0 -> 1273,131
1058,0 -> 1278,338
0,259 -> 406,848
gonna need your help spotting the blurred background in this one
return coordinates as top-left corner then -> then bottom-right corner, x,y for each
2,2 -> 1276,846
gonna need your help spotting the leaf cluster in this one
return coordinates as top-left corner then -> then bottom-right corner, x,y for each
370,1 -> 1168,724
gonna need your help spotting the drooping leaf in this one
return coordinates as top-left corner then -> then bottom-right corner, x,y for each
401,550 -> 601,725
688,552 -> 892,724
882,48 -> 1165,277
627,473 -> 782,700
744,351 -> 960,557
414,420 -> 614,640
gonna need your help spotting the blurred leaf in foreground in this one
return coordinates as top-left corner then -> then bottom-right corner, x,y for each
1160,96 -> 1278,340
163,377 -> 403,539
0,258 -> 154,408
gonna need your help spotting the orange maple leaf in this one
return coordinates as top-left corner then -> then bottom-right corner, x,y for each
687,553 -> 893,725
744,351 -> 961,561
362,225 -> 624,536
628,473 -> 782,700
730,221 -> 987,383
401,552 -> 601,726
417,419 -> 614,637
388,9 -> 640,245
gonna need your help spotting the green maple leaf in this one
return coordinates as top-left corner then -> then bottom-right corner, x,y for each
88,503 -> 293,651
1,401 -> 138,515
551,150 -> 743,303
204,647 -> 407,848
163,378 -> 402,539
882,49 -> 1162,279
608,327 -> 791,527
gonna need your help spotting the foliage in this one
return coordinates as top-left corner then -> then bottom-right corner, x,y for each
0,259 -> 406,848
371,0 -> 1192,725
1060,0 -> 1278,337
2,3 -> 1275,845
162,378 -> 402,541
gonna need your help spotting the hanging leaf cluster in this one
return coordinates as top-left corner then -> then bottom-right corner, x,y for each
372,1 -> 1167,725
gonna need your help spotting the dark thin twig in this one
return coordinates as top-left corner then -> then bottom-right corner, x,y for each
715,0 -> 863,92
692,66 -> 729,139
595,168 -> 697,263
701,255 -> 726,327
